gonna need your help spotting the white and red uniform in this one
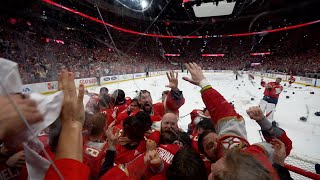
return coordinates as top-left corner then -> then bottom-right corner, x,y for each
85,95 -> 99,114
200,85 -> 292,179
100,144 -> 180,180
288,76 -> 295,86
83,140 -> 108,179
188,109 -> 209,134
259,81 -> 283,121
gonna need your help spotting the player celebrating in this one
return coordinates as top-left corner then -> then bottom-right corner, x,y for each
288,75 -> 295,87
260,77 -> 283,122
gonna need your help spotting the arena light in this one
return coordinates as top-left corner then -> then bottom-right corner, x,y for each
189,0 -> 236,17
164,53 -> 181,57
141,0 -> 148,9
250,52 -> 271,56
251,63 -> 261,66
42,0 -> 320,39
202,54 -> 225,57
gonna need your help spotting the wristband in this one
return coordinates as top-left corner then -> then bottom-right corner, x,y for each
199,79 -> 210,88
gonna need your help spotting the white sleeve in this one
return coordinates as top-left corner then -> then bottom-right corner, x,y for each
217,119 -> 247,140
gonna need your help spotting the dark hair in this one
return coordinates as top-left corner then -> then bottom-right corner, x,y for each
197,130 -> 214,155
176,132 -> 192,147
100,87 -> 109,95
48,118 -> 62,153
138,90 -> 151,99
112,89 -> 125,105
123,111 -> 151,142
131,98 -> 141,108
99,94 -> 111,108
196,118 -> 215,133
166,147 -> 207,180
203,107 -> 207,112
135,111 -> 152,131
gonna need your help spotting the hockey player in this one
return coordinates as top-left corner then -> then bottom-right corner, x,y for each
259,77 -> 283,122
288,75 -> 295,87
183,62 -> 292,180
248,73 -> 255,85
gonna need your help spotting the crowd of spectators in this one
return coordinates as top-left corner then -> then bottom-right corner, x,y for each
1,17 -> 319,84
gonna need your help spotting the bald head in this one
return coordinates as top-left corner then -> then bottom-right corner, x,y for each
161,113 -> 179,133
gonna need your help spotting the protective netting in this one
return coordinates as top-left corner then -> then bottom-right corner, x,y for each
285,154 -> 319,180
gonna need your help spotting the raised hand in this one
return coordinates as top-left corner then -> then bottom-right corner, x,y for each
55,71 -> 85,161
246,106 -> 264,122
144,150 -> 162,170
146,139 -> 157,152
165,71 -> 179,91
182,63 -> 206,86
59,71 -> 85,125
106,121 -> 119,148
271,139 -> 286,166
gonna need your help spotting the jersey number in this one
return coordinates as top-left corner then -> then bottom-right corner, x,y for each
85,147 -> 100,157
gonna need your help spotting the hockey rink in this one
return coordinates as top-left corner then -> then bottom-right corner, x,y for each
85,72 -> 320,163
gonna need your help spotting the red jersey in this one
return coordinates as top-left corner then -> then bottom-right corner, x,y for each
114,104 -> 128,119
261,81 -> 283,99
189,109 -> 208,133
289,76 -> 295,84
114,141 -> 147,165
100,108 -> 114,127
37,132 -> 49,148
83,141 -> 108,179
145,129 -> 161,145
150,90 -> 186,122
116,109 -> 141,125
44,159 -> 90,180
101,144 -> 180,180
190,132 -> 200,153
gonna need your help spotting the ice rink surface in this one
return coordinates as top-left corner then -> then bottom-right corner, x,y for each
86,72 -> 320,162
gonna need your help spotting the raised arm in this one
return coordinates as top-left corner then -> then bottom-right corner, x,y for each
247,106 -> 292,156
183,63 -> 246,139
164,71 -> 185,113
45,71 -> 90,179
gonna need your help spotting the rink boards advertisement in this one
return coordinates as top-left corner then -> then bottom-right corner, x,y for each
21,70 -> 320,94
20,71 -> 167,94
252,72 -> 318,87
